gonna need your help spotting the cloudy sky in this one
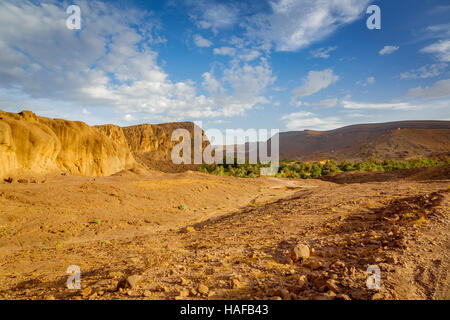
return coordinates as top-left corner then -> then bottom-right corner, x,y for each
0,0 -> 449,143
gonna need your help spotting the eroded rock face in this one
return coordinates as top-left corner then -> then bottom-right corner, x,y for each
98,122 -> 210,172
0,110 -> 210,178
0,110 -> 135,178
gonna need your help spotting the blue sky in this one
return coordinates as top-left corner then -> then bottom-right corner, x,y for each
0,0 -> 449,144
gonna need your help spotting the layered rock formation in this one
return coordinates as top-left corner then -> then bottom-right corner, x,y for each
0,110 -> 208,178
0,110 -> 136,178
97,122 -> 209,172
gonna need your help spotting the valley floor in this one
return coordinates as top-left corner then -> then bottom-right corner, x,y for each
0,167 -> 449,300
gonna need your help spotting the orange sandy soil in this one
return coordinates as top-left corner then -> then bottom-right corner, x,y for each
0,167 -> 449,300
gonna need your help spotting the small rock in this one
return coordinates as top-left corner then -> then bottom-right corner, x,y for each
198,284 -> 209,295
185,226 -> 195,233
126,275 -> 142,288
180,277 -> 190,286
307,260 -> 323,270
143,290 -> 152,297
118,274 -> 142,289
231,278 -> 240,289
297,275 -> 308,289
290,244 -> 310,262
189,288 -> 198,296
279,289 -> 290,299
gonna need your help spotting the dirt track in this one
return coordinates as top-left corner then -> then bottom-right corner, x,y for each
0,167 -> 449,300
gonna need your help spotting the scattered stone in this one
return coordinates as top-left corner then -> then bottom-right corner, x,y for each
279,289 -> 290,299
143,290 -> 152,297
297,275 -> 308,289
118,274 -> 142,290
185,226 -> 196,233
231,278 -> 240,289
127,290 -> 139,297
17,179 -> 29,184
307,260 -> 323,270
198,284 -> 209,295
180,277 -> 190,286
290,244 -> 310,262
189,288 -> 198,296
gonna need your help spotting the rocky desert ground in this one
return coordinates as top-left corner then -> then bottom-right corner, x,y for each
0,166 -> 448,300
0,110 -> 449,300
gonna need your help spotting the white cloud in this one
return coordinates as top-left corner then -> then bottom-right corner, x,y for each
421,40 -> 450,62
190,1 -> 239,32
379,46 -> 399,55
193,34 -> 212,47
281,111 -> 343,131
406,79 -> 450,99
238,50 -> 261,62
342,100 -> 416,110
123,114 -> 137,122
292,69 -> 339,98
201,60 -> 276,117
312,98 -> 339,107
342,97 -> 450,116
246,0 -> 371,52
82,108 -> 91,115
213,46 -> 236,56
356,76 -> 375,86
0,0 -> 275,121
310,46 -> 338,59
425,23 -> 450,39
289,96 -> 303,107
400,64 -> 448,79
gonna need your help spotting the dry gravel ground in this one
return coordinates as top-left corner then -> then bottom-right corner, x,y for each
0,166 -> 449,300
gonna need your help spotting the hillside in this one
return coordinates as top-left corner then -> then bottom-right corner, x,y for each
0,110 -> 208,179
269,121 -> 450,161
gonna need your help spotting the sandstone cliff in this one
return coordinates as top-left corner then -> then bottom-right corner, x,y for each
0,110 -> 136,178
1,110 -> 209,178
97,122 -> 209,172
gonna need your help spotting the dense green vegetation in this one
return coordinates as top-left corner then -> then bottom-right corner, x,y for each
200,158 -> 270,178
199,157 -> 450,179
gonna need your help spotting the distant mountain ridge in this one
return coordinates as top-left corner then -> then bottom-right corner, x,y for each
218,121 -> 450,161
270,120 -> 450,161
